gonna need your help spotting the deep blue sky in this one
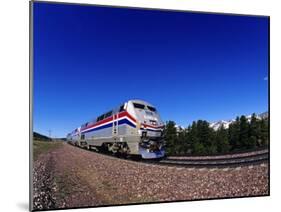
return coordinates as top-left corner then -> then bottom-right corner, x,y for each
33,2 -> 269,138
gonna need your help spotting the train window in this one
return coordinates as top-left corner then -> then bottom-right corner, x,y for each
81,134 -> 85,140
119,104 -> 125,112
133,103 -> 145,109
104,111 -> 112,118
97,114 -> 105,122
147,106 -> 157,112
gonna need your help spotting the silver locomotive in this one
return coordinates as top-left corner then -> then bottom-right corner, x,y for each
67,100 -> 165,159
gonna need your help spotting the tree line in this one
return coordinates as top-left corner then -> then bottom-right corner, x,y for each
164,113 -> 269,156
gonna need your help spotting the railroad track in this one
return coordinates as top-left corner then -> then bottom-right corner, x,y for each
153,152 -> 269,168
67,142 -> 269,168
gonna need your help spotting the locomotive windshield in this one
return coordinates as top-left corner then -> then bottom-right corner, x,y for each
133,103 -> 145,109
147,106 -> 156,112
133,103 -> 157,112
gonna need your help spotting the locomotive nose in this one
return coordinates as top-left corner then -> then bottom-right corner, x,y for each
144,111 -> 160,125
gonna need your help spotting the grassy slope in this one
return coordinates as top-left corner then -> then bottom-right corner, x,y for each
33,140 -> 63,161
34,132 -> 51,141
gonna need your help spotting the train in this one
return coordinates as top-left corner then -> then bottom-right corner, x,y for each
66,99 -> 165,159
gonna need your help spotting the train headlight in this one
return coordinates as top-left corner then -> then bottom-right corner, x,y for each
142,131 -> 147,138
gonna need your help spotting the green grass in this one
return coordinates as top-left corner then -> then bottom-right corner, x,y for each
33,140 -> 63,161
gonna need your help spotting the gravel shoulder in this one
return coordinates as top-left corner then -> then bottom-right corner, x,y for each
33,142 -> 269,210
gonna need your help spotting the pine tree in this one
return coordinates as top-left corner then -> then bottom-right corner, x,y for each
193,142 -> 205,154
184,126 -> 192,154
256,118 -> 262,146
260,118 -> 269,146
239,115 -> 249,149
248,136 -> 256,149
216,125 -> 230,153
228,116 -> 240,150
196,120 -> 216,154
206,125 -> 217,154
164,121 -> 178,155
176,129 -> 186,155
190,121 -> 201,154
248,113 -> 258,148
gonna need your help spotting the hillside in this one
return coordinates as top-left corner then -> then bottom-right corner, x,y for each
33,132 -> 51,141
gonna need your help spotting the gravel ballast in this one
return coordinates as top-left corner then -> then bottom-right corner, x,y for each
33,143 -> 269,210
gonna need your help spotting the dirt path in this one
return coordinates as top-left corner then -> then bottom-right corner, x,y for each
33,143 -> 269,210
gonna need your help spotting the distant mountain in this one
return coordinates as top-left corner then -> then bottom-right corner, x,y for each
209,112 -> 268,131
175,124 -> 185,132
259,111 -> 269,119
209,120 -> 233,131
33,132 -> 51,141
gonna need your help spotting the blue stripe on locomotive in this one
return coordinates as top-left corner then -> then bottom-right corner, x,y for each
82,118 -> 136,135
118,118 -> 136,128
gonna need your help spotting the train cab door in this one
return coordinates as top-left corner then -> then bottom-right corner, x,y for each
112,112 -> 118,140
